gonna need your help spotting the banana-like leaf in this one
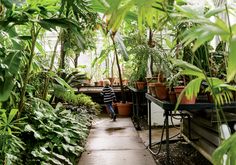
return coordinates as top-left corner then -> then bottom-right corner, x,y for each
204,6 -> 225,18
173,59 -> 204,75
212,132 -> 236,165
48,72 -> 74,91
114,32 -> 128,61
91,0 -> 109,13
174,77 -> 203,111
2,0 -> 13,8
108,1 -> 134,32
1,109 -> 8,123
206,77 -> 224,87
25,124 -> 44,139
0,51 -> 22,101
180,70 -> 204,78
38,18 -> 79,31
175,4 -> 204,19
205,78 -> 235,106
35,41 -> 46,56
8,109 -> 18,124
227,37 -> 236,82
183,23 -> 228,51
136,0 -> 159,32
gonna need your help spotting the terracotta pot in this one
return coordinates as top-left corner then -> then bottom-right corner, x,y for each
169,91 -> 177,104
108,77 -> 115,85
180,95 -> 196,104
116,102 -> 132,116
98,80 -> 103,86
154,82 -> 168,100
136,81 -> 146,90
148,83 -> 156,97
123,79 -> 129,86
174,86 -> 196,104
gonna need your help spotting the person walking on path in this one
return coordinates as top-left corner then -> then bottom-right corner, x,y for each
101,79 -> 117,121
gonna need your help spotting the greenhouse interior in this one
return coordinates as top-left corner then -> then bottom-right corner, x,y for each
1,0 -> 236,165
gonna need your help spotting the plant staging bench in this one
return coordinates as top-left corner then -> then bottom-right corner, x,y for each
146,93 -> 236,165
78,86 -> 131,108
128,86 -> 147,130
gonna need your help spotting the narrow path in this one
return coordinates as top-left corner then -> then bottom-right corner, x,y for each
78,116 -> 156,165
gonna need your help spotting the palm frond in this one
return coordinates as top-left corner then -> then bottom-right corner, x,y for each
173,59 -> 205,78
213,132 -> 236,165
174,77 -> 203,111
227,37 -> 236,82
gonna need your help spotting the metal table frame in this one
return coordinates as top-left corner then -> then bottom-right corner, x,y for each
145,93 -> 236,165
128,86 -> 147,129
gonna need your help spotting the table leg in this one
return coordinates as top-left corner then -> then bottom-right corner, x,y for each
148,100 -> 152,148
136,93 -> 140,128
165,110 -> 170,165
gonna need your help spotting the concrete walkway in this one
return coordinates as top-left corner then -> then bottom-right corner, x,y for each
78,116 -> 156,165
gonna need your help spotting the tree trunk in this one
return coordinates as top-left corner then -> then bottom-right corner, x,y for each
59,31 -> 66,69
74,53 -> 80,68
18,23 -> 40,118
111,34 -> 126,103
42,36 -> 60,100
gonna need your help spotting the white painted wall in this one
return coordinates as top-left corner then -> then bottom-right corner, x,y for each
148,102 -> 180,126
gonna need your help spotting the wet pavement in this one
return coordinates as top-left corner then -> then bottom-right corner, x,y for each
78,116 -> 156,165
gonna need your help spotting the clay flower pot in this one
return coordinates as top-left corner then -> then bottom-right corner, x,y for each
169,91 -> 177,104
136,81 -> 146,90
116,102 -> 132,116
174,86 -> 196,104
154,82 -> 168,100
148,83 -> 156,97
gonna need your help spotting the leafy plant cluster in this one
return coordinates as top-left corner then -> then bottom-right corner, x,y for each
21,98 -> 94,165
0,0 -> 100,165
53,84 -> 101,114
0,109 -> 26,165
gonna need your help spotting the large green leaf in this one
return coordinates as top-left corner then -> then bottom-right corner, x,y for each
108,1 -> 134,32
38,18 -> 79,31
8,109 -> 18,124
173,59 -> 204,77
213,132 -> 236,165
227,37 -> 236,82
25,124 -> 43,139
2,0 -> 13,8
204,6 -> 225,18
0,51 -> 22,101
174,77 -> 203,111
136,0 -> 160,32
114,32 -> 129,61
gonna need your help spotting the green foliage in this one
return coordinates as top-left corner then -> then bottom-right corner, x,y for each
174,3 -> 236,82
22,98 -> 94,164
0,108 -> 26,165
227,37 -> 236,82
0,50 -> 23,102
173,60 -> 236,111
212,132 -> 236,165
53,84 -> 101,114
128,44 -> 149,82
60,70 -> 87,88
